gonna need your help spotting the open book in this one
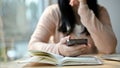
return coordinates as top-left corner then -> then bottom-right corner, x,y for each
17,50 -> 102,66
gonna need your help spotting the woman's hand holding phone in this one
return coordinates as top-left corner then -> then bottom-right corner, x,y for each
57,36 -> 90,57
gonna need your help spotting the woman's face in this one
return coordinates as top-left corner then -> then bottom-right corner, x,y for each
69,0 -> 80,7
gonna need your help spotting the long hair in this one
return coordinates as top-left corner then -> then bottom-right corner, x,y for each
58,0 -> 99,36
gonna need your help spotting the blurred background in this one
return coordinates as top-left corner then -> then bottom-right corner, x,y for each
0,0 -> 120,62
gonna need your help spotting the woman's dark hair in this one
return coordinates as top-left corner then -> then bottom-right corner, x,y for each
58,0 -> 99,36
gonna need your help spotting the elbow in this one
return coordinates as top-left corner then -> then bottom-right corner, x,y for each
114,36 -> 117,49
108,36 -> 118,54
105,35 -> 117,54
28,46 -> 32,51
99,49 -> 116,55
103,50 -> 116,54
99,40 -> 117,54
100,44 -> 117,55
28,42 -> 35,51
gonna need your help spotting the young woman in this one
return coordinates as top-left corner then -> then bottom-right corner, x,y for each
28,0 -> 117,56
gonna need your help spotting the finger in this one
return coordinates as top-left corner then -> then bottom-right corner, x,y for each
80,47 -> 87,54
64,45 -> 87,56
67,45 -> 86,53
70,47 -> 86,56
72,44 -> 87,50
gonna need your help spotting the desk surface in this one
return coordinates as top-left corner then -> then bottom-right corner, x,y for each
1,56 -> 120,68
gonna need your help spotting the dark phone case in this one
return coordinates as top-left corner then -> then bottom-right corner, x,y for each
67,39 -> 88,46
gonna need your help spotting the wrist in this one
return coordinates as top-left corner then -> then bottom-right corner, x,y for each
79,0 -> 87,4
56,43 -> 64,56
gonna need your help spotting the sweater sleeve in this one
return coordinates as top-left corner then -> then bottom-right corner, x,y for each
78,3 -> 117,54
28,5 -> 60,54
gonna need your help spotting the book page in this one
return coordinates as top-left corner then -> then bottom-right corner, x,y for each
16,50 -> 64,65
29,50 -> 64,61
16,56 -> 57,65
61,56 -> 102,65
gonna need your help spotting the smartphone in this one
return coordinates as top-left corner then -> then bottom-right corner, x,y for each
66,39 -> 88,46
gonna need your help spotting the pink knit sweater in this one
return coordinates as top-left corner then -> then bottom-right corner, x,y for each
28,3 -> 117,54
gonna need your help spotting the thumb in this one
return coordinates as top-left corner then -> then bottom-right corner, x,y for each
60,35 -> 71,44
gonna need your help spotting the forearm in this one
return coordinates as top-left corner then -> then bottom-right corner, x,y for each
78,2 -> 117,54
28,41 -> 60,54
90,25 -> 117,54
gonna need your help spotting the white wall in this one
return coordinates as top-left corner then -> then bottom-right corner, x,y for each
98,0 -> 120,53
